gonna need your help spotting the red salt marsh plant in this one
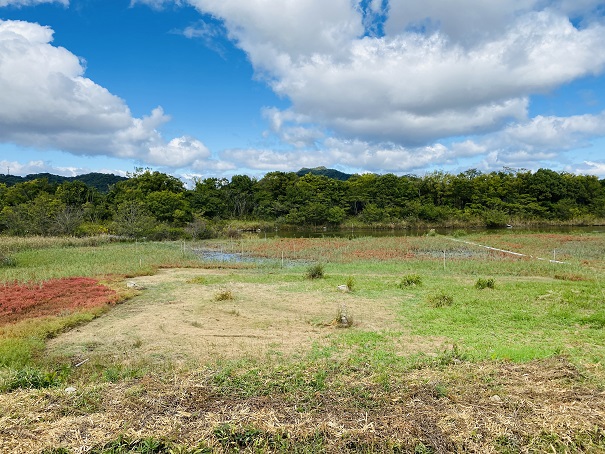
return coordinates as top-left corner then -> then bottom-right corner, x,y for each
0,277 -> 119,325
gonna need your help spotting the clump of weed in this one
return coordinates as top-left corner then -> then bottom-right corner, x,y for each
426,228 -> 437,237
214,424 -> 263,450
427,291 -> 454,308
435,343 -> 467,366
187,276 -> 208,284
306,263 -> 325,280
215,289 -> 234,301
0,366 -> 67,392
399,273 -> 422,288
345,276 -> 355,291
94,435 -> 211,454
335,304 -> 353,328
475,277 -> 496,289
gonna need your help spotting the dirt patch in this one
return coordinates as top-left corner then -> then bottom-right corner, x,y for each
45,268 -> 413,365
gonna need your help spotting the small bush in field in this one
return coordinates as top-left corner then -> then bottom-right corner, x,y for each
399,274 -> 422,288
427,291 -> 454,308
306,263 -> 325,280
215,289 -> 234,301
475,278 -> 496,290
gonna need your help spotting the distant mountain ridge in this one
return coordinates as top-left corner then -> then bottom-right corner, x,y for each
0,172 -> 127,193
296,166 -> 353,181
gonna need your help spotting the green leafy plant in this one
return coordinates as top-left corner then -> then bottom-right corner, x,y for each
399,273 -> 422,288
427,291 -> 454,308
475,277 -> 496,289
306,263 -> 325,280
0,366 -> 66,392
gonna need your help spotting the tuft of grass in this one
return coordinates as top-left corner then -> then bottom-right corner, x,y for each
215,289 -> 234,301
475,277 -> 496,289
399,273 -> 422,288
427,291 -> 454,308
345,276 -> 355,291
306,263 -> 325,280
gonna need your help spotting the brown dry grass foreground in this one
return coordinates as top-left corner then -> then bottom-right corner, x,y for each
1,267 -> 605,452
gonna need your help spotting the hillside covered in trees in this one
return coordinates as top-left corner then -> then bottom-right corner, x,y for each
0,172 -> 126,193
0,168 -> 604,238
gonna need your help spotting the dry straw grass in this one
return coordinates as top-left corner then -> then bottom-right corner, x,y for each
1,357 -> 604,452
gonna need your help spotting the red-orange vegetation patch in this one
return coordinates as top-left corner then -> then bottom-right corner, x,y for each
0,277 -> 119,325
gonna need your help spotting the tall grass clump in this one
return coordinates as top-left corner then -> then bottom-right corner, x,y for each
345,276 -> 355,291
475,277 -> 496,289
306,263 -> 325,280
399,273 -> 422,288
427,291 -> 454,308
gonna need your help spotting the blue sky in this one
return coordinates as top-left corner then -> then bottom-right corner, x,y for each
1,0 -> 604,180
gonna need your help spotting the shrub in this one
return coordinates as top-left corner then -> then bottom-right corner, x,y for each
427,291 -> 454,308
399,273 -> 422,288
475,278 -> 496,289
306,263 -> 325,280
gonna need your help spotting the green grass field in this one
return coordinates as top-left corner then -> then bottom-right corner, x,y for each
1,232 -> 605,453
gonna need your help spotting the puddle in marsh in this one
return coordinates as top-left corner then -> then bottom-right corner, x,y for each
191,248 -> 305,267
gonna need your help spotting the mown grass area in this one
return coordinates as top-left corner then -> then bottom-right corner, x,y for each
1,232 -> 605,452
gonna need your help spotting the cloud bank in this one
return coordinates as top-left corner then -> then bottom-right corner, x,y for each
3,0 -> 605,176
179,0 -> 605,174
0,19 -> 214,169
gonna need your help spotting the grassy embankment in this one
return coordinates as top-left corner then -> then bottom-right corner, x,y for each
1,231 -> 605,452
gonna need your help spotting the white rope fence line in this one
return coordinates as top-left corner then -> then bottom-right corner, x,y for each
445,237 -> 569,264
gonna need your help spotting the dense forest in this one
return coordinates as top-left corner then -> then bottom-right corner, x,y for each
0,167 -> 604,238
0,172 -> 126,193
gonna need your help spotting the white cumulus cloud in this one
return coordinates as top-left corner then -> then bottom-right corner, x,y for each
0,19 -> 210,169
176,0 -> 605,166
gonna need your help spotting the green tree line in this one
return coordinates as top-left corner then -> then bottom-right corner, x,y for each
1,167 -> 604,238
